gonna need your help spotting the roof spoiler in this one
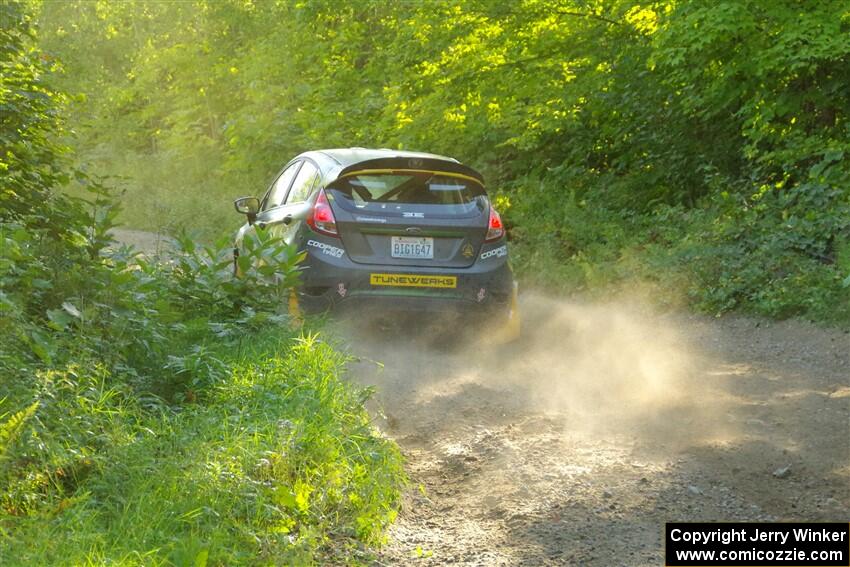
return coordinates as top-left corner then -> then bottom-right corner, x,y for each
335,157 -> 485,185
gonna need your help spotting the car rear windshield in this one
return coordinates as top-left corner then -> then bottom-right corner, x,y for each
328,172 -> 487,214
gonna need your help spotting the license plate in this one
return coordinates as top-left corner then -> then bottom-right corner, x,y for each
370,273 -> 457,288
391,236 -> 433,259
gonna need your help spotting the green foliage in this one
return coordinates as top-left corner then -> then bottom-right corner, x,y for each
0,198 -> 402,560
0,4 -> 405,562
1,334 -> 404,565
30,0 -> 850,323
506,171 -> 850,323
0,1 -> 71,220
0,401 -> 39,465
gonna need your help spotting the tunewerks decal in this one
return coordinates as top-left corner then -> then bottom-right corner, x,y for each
370,273 -> 457,289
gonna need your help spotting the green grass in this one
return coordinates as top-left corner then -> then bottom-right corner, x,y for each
0,331 -> 405,566
1,221 -> 406,564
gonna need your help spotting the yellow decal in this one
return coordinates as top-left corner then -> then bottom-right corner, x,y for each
370,273 -> 457,289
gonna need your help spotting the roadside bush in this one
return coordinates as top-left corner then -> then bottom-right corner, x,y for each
506,171 -> 850,325
1,334 -> 404,566
1,4 -> 405,562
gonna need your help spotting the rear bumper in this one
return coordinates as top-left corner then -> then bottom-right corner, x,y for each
326,293 -> 507,321
297,236 -> 513,317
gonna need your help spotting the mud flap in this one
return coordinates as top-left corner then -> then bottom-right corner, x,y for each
487,280 -> 521,345
288,288 -> 303,329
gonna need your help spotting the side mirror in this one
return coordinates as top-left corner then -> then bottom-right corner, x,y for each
234,197 -> 260,224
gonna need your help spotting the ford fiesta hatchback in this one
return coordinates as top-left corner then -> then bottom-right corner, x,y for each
233,148 -> 519,336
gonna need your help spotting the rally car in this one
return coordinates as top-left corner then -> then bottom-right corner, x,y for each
233,148 -> 519,339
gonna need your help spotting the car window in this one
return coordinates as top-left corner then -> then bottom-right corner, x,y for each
285,161 -> 319,204
328,172 -> 486,214
264,162 -> 301,210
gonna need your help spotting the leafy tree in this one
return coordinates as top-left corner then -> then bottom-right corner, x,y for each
30,0 -> 850,321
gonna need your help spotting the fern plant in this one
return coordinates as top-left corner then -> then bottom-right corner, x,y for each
0,401 -> 39,464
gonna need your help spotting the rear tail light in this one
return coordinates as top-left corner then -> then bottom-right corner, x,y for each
307,189 -> 338,236
484,206 -> 504,242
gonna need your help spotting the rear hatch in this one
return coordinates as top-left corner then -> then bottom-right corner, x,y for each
326,161 -> 489,268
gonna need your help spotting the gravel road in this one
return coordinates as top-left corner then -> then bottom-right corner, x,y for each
110,228 -> 176,256
337,295 -> 849,566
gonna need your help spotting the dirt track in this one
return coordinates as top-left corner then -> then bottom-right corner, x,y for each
110,228 -> 176,256
337,295 -> 850,566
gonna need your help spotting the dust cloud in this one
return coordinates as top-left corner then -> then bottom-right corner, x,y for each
331,292 -> 846,564
333,292 -> 733,449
